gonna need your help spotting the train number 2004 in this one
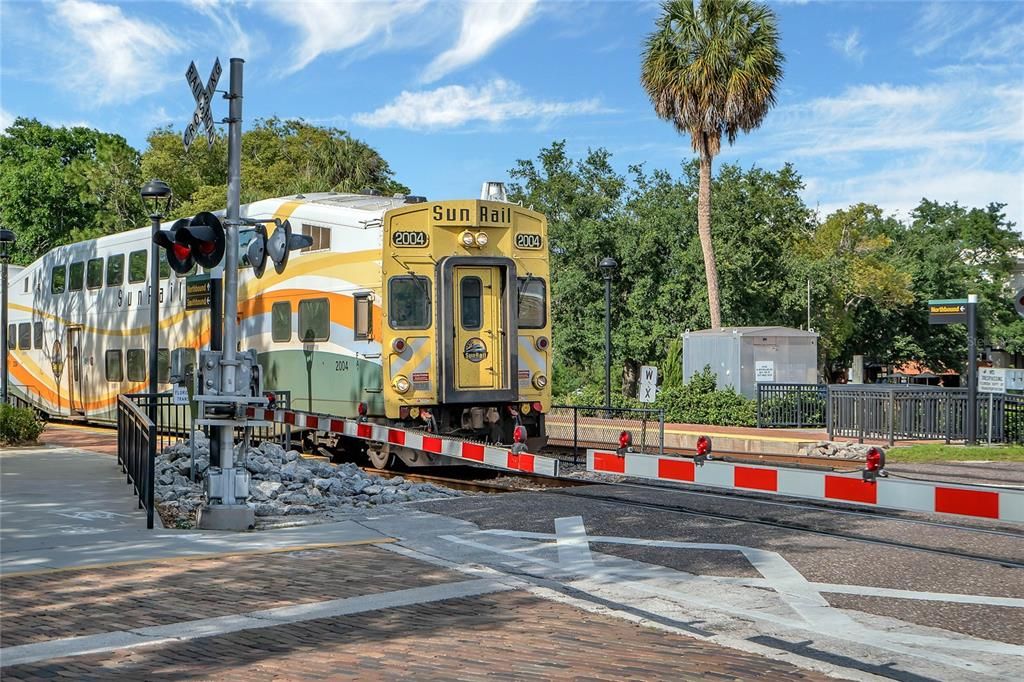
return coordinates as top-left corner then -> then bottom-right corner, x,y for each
392,231 -> 429,247
514,233 -> 543,249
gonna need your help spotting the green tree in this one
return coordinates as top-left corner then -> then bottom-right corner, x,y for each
797,204 -> 913,374
0,118 -> 146,264
641,0 -> 784,329
142,118 -> 408,217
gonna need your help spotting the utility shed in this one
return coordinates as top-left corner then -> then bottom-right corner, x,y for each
682,326 -> 819,398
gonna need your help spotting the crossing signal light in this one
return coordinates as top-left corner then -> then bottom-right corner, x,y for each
153,212 -> 226,274
241,219 -> 313,278
240,224 -> 268,278
266,219 -> 312,275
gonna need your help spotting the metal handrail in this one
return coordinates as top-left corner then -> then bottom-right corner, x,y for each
116,394 -> 156,529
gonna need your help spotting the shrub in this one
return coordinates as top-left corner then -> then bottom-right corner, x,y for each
0,404 -> 45,445
554,365 -> 757,427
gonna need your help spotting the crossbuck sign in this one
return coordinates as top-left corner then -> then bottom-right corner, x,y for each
183,58 -> 222,151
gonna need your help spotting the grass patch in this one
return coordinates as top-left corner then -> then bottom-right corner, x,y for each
886,444 -> 1024,463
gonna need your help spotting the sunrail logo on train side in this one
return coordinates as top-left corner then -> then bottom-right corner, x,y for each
430,202 -> 515,227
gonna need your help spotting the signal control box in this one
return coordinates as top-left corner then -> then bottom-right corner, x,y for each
196,348 -> 264,418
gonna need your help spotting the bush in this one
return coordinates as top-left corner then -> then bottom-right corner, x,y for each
554,365 -> 757,427
0,403 -> 45,445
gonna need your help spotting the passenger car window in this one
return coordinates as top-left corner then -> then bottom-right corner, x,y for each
6,324 -> 14,349
51,265 -> 66,294
298,298 -> 330,342
517,278 -> 547,329
87,258 -> 103,289
105,350 -> 123,382
18,323 -> 31,350
128,250 -> 147,283
388,276 -> 431,329
34,322 -> 43,349
69,262 -> 84,291
127,349 -> 146,382
106,254 -> 124,287
272,301 -> 292,342
157,348 -> 170,383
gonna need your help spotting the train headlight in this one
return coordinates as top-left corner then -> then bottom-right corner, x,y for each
393,375 -> 411,394
475,231 -> 489,246
535,336 -> 549,351
460,231 -> 476,247
532,372 -> 548,389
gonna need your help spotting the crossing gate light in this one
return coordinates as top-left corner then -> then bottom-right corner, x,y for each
154,212 -> 225,273
616,430 -> 632,455
863,446 -> 888,482
512,425 -> 528,454
695,435 -> 713,465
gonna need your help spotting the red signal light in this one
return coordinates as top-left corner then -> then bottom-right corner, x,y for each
172,243 -> 191,261
619,431 -> 632,449
866,447 -> 883,471
513,425 -> 527,444
696,435 -> 712,456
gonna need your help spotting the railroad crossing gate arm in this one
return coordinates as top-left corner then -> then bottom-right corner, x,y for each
586,449 -> 1024,524
247,407 -> 558,477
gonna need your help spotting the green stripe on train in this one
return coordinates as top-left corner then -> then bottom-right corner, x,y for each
259,349 -> 385,417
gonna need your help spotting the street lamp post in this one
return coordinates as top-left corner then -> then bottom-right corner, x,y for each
599,257 -> 617,410
140,180 -> 173,427
0,227 -> 16,405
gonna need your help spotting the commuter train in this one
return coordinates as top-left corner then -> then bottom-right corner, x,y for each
5,186 -> 552,465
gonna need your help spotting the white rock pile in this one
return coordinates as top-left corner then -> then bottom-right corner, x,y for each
798,441 -> 877,459
155,432 -> 461,527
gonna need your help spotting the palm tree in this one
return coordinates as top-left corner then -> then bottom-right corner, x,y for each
641,0 -> 783,329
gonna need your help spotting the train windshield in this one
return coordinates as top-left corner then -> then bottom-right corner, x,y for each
389,276 -> 431,329
517,277 -> 546,329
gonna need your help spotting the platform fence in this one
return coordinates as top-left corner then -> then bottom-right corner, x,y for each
756,383 -> 827,428
547,405 -> 665,463
826,385 -> 1024,445
116,394 -> 156,529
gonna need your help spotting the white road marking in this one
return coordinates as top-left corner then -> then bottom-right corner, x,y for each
0,578 -> 513,667
453,517 -> 1024,674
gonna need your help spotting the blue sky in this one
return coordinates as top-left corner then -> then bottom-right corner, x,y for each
2,0 -> 1022,226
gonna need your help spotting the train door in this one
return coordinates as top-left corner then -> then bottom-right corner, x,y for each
453,266 -> 504,391
66,327 -> 84,416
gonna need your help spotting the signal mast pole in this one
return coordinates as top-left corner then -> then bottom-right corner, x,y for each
218,57 -> 244,506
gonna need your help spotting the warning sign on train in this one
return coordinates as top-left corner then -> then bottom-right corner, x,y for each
185,273 -> 211,310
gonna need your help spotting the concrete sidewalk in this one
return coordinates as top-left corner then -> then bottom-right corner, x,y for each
0,446 -> 387,575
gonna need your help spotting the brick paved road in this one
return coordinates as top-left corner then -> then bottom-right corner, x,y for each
1,544 -> 829,680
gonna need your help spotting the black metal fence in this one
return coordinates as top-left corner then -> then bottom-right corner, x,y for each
756,383 -> 827,428
116,394 -> 156,529
547,405 -> 665,462
125,390 -> 293,453
826,385 -> 1024,445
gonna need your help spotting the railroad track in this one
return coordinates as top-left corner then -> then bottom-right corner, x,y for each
367,463 -> 1024,569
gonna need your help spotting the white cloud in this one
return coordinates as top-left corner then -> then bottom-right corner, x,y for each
263,0 -> 428,75
806,151 -> 1024,229
352,79 -> 602,130
911,2 -> 988,56
828,28 -> 865,64
185,0 -> 253,60
771,82 -> 1023,158
0,107 -> 13,131
421,0 -> 538,83
965,21 -> 1024,61
51,0 -> 179,105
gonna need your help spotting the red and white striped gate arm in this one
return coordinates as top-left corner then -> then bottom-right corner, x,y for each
586,449 -> 1024,524
246,407 -> 558,477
